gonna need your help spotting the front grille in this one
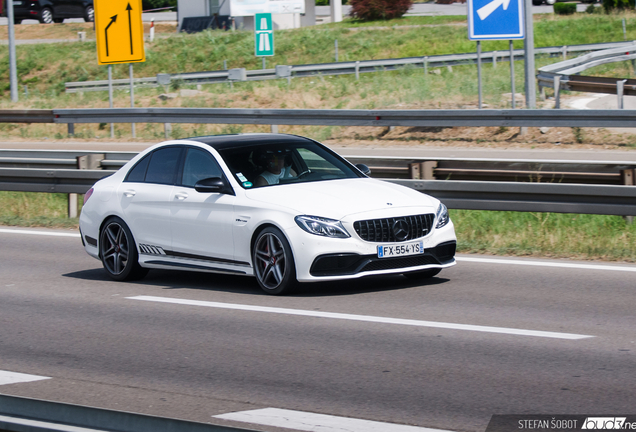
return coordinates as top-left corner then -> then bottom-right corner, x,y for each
354,214 -> 435,243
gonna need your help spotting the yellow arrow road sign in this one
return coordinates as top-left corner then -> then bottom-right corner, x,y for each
95,0 -> 145,65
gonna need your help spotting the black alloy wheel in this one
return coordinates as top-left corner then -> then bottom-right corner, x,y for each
99,217 -> 147,281
84,5 -> 94,22
253,227 -> 297,295
39,7 -> 54,24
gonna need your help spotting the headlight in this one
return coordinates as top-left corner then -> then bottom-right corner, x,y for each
295,216 -> 350,238
435,203 -> 450,229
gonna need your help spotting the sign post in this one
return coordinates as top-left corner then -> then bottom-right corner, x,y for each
255,13 -> 274,57
467,0 -> 525,109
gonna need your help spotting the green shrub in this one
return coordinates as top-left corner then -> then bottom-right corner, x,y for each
585,3 -> 602,13
554,2 -> 577,14
603,0 -> 633,12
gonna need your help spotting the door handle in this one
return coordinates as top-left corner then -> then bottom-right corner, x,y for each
123,190 -> 136,197
175,192 -> 189,200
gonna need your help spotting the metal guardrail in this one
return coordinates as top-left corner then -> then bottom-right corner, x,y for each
3,150 -> 635,186
3,107 -> 636,129
0,166 -> 633,215
537,42 -> 636,97
0,394 -> 256,432
64,41 -> 636,93
1,149 -> 635,216
392,179 -> 636,216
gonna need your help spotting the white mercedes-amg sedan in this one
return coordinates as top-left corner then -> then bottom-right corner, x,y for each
79,134 -> 456,295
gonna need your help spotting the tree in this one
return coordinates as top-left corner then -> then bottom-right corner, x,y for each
349,0 -> 413,21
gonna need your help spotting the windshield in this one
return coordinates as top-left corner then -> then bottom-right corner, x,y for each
217,141 -> 365,189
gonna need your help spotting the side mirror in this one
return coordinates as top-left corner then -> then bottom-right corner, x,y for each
194,177 -> 235,195
355,164 -> 371,176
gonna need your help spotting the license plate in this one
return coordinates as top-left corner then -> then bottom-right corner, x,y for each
377,241 -> 424,258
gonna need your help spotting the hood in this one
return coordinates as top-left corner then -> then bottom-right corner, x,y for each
244,178 -> 438,219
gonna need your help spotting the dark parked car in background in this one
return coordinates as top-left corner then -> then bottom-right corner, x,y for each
2,0 -> 94,24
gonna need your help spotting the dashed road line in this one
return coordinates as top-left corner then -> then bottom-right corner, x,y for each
215,408 -> 454,432
128,295 -> 594,340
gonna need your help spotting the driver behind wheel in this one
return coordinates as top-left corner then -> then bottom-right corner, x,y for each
255,149 -> 295,186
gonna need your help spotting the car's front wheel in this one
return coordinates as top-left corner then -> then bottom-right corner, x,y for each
252,227 -> 297,295
39,7 -> 54,24
100,217 -> 148,281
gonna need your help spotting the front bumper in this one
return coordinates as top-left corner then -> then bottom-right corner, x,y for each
310,241 -> 456,277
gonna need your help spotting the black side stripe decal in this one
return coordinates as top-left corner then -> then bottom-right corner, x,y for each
138,244 -> 250,267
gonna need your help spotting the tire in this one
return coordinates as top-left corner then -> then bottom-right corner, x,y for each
53,18 -> 64,23
39,7 -> 54,24
404,268 -> 441,280
99,217 -> 148,281
83,5 -> 94,22
13,18 -> 22,24
532,0 -> 543,4
252,227 -> 297,295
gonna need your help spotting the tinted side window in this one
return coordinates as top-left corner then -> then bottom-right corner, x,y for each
145,147 -> 182,185
125,154 -> 151,183
181,148 -> 223,188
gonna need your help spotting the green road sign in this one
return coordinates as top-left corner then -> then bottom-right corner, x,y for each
255,13 -> 274,57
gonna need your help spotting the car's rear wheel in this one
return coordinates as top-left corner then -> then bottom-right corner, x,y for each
39,7 -> 54,24
13,18 -> 22,24
404,268 -> 441,280
53,18 -> 64,23
253,227 -> 297,295
100,217 -> 148,281
83,5 -> 94,22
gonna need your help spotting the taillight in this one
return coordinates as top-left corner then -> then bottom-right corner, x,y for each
84,188 -> 94,203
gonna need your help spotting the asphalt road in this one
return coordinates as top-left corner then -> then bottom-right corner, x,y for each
0,227 -> 635,431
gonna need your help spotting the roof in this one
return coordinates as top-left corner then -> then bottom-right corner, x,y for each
182,133 -> 315,150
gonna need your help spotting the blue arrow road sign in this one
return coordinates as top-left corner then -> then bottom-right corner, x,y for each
467,0 -> 525,40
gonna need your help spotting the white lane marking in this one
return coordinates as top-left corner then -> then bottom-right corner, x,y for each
0,228 -> 80,238
0,414 -> 95,432
215,408 -> 453,432
0,370 -> 50,386
127,295 -> 593,340
457,256 -> 636,273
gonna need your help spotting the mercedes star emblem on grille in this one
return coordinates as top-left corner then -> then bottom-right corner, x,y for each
392,219 -> 410,241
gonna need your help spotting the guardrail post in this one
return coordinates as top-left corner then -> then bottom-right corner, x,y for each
492,50 -> 497,69
422,161 -> 437,180
423,56 -> 428,76
562,46 -> 567,61
554,76 -> 561,109
271,125 -> 279,133
68,194 -> 78,218
409,163 -> 421,179
164,123 -> 172,139
67,123 -> 75,137
355,61 -> 360,80
622,168 -> 635,223
617,80 -> 626,109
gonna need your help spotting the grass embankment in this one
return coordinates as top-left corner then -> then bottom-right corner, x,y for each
2,14 -> 636,141
1,192 -> 635,263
